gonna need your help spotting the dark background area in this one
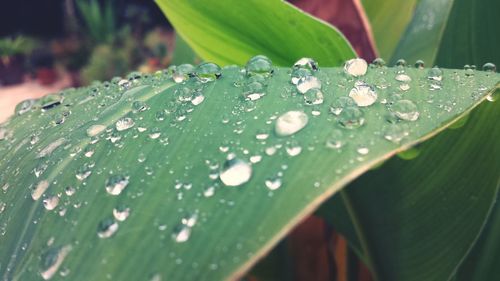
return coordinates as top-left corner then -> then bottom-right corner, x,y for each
0,0 -> 170,38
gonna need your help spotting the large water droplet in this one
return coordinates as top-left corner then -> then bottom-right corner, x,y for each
105,175 -> 130,195
43,196 -> 60,211
113,206 -> 130,221
296,76 -> 321,94
275,111 -> 308,136
344,58 -> 368,77
40,245 -> 72,280
97,218 -> 119,238
196,62 -> 221,83
392,100 -> 419,121
427,67 -> 443,81
293,57 -> 318,71
115,117 -> 135,131
32,180 -> 50,201
246,55 -> 273,77
482,62 -> 497,72
338,107 -> 365,129
173,64 -> 195,83
304,88 -> 324,105
349,82 -> 377,107
219,158 -> 252,187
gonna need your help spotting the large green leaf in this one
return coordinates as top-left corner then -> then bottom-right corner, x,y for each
324,0 -> 500,280
361,0 -> 418,60
156,0 -> 356,66
390,0 -> 454,65
0,64 -> 497,280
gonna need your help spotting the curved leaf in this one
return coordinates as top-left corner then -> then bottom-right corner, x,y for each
0,64 -> 498,280
156,0 -> 356,66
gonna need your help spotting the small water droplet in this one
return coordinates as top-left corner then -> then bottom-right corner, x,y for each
357,145 -> 370,155
285,142 -> 302,156
87,124 -> 106,137
43,196 -> 60,211
105,175 -> 130,195
384,124 -> 409,143
219,158 -> 252,187
37,138 -> 66,158
275,111 -> 308,136
349,81 -> 377,107
196,62 -> 221,82
15,99 -> 35,115
392,100 -> 419,121
32,180 -> 50,201
326,130 -> 345,149
115,117 -> 135,131
296,76 -> 321,94
113,206 -> 130,221
97,218 -> 119,238
265,176 -> 282,191
173,64 -> 195,83
338,107 -> 365,129
414,60 -> 425,69
329,97 -> 355,115
290,68 -> 312,85
246,55 -> 273,77
371,58 -> 386,67
191,93 -> 205,105
303,88 -> 324,105
395,74 -> 411,82
344,58 -> 368,77
482,62 -> 496,72
293,57 -> 318,71
427,67 -> 443,81
40,245 -> 72,280
395,59 -> 407,67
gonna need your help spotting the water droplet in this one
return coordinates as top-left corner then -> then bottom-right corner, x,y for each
219,158 -> 252,187
293,57 -> 318,71
149,128 -> 162,139
40,245 -> 72,280
37,138 -> 66,158
75,164 -> 92,181
296,76 -> 321,94
338,107 -> 365,129
392,100 -> 419,121
464,65 -> 474,76
291,68 -> 312,85
482,62 -> 496,72
427,67 -> 443,81
43,196 -> 60,211
113,206 -> 130,221
32,180 -> 50,201
196,62 -> 221,82
349,81 -> 377,107
357,145 -> 370,155
191,93 -> 205,105
384,124 -> 409,143
116,117 -> 135,131
105,175 -> 130,195
246,55 -> 273,77
173,64 -> 195,83
172,225 -> 191,243
395,59 -> 407,67
371,58 -> 386,67
399,83 -> 410,91
395,74 -> 411,82
97,218 -> 119,238
65,186 -> 76,196
86,124 -> 106,137
265,176 -> 282,190
132,101 -> 148,112
249,155 -> 262,164
303,88 -> 324,105
203,185 -> 216,197
285,142 -> 302,156
255,130 -> 269,140
344,58 -> 368,77
325,130 -> 345,149
243,81 -> 265,101
329,96 -> 355,115
40,94 -> 63,111
15,99 -> 35,115
414,60 -> 425,69
275,111 -> 308,136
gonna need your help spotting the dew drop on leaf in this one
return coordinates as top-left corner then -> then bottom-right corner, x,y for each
482,62 -> 497,72
371,58 -> 386,68
97,218 -> 119,238
275,111 -> 308,137
40,245 -> 72,280
115,117 -> 135,131
296,75 -> 321,94
246,55 -> 273,77
427,67 -> 443,81
338,107 -> 365,129
349,82 -> 377,107
392,100 -> 420,121
105,175 -> 130,195
344,58 -> 368,77
86,124 -> 106,137
303,88 -> 324,105
196,62 -> 222,83
219,158 -> 252,187
293,57 -> 318,72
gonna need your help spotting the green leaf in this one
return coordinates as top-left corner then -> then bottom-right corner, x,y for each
171,33 -> 197,65
0,62 -> 498,280
361,0 -> 418,60
390,0 -> 455,65
324,0 -> 500,280
155,0 -> 356,66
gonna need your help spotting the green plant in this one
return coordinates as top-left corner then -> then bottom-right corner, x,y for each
0,36 -> 37,58
76,0 -> 117,45
0,1 -> 499,281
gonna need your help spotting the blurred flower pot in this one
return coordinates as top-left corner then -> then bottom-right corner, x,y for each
36,67 -> 58,86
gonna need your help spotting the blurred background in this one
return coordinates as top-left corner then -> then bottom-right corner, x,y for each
0,0 -> 189,121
